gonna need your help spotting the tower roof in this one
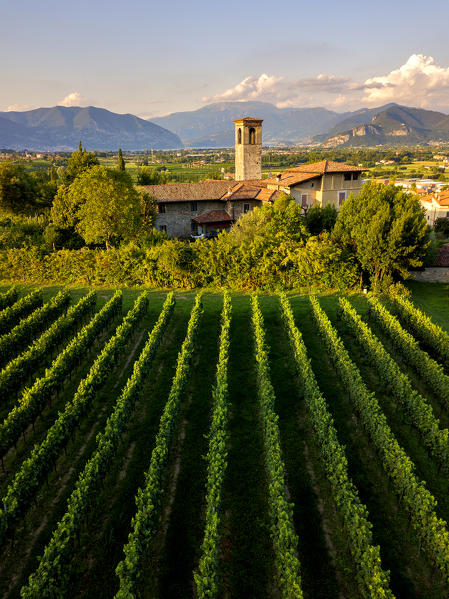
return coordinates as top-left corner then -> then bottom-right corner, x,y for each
233,117 -> 263,124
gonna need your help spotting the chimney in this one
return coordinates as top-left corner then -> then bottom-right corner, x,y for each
276,173 -> 282,184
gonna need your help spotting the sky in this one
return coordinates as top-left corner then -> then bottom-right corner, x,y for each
1,0 -> 449,118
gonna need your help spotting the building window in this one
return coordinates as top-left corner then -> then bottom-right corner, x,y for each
159,225 -> 167,232
243,203 -> 250,213
191,221 -> 198,234
338,191 -> 347,206
249,127 -> 256,144
301,194 -> 308,208
344,172 -> 351,181
190,201 -> 197,211
352,173 -> 359,180
237,128 -> 242,144
158,204 -> 166,213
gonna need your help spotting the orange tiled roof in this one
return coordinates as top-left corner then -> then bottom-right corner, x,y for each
141,179 -> 274,203
141,180 -> 233,203
193,210 -> 233,225
285,160 -> 364,174
420,191 -> 449,206
265,172 -> 320,186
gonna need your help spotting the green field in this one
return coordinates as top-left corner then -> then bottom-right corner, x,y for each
0,282 -> 448,598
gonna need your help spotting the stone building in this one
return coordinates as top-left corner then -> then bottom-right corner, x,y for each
265,160 -> 363,211
234,117 -> 263,180
420,191 -> 449,226
144,116 -> 363,237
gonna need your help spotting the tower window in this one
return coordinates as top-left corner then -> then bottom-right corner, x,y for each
237,128 -> 242,144
249,127 -> 256,144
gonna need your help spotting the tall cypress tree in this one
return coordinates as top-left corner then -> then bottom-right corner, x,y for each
118,148 -> 125,172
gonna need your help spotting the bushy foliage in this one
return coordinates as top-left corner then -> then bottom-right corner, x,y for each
52,166 -> 142,248
334,182 -> 429,290
0,163 -> 36,214
61,143 -> 100,185
434,217 -> 449,236
305,204 -> 337,235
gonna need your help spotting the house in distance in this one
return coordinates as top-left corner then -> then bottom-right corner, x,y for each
144,117 -> 363,238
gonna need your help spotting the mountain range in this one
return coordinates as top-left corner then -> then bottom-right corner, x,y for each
153,101 -> 449,147
2,102 -> 449,151
0,106 -> 182,151
318,105 -> 449,147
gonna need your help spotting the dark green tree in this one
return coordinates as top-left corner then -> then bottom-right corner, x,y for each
0,163 -> 36,213
62,143 -> 99,184
52,166 -> 141,248
117,148 -> 125,172
334,182 -> 429,289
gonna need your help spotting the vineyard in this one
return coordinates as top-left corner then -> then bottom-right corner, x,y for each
0,284 -> 449,598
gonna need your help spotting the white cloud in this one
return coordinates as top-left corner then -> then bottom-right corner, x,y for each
361,54 -> 449,109
202,55 -> 449,113
202,74 -> 284,104
58,91 -> 86,107
203,72 -> 352,108
5,104 -> 33,112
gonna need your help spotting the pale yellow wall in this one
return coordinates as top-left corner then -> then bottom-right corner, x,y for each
420,200 -> 449,226
291,173 -> 362,209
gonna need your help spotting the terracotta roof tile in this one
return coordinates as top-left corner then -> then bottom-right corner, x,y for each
420,191 -> 449,207
265,172 -> 319,186
141,179 -> 272,203
140,180 -> 233,203
285,160 -> 363,174
193,210 -> 233,224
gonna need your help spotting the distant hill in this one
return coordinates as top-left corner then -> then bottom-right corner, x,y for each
320,105 -> 449,147
152,101 -> 350,146
0,106 -> 182,151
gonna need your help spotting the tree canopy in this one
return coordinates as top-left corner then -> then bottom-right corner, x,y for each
334,182 -> 429,289
117,148 -> 125,172
62,143 -> 99,184
0,163 -> 36,214
51,166 -> 142,248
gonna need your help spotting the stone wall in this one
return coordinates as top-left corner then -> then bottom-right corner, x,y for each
156,200 -> 225,237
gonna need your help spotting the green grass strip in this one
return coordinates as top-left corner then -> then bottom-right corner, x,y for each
311,295 -> 449,583
194,292 -> 231,598
115,292 -> 203,598
281,294 -> 394,598
251,295 -> 303,599
20,293 -> 175,598
368,296 -> 449,409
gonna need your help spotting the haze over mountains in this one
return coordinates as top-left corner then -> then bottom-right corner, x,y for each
0,106 -> 182,151
154,101 -> 449,147
2,102 -> 449,150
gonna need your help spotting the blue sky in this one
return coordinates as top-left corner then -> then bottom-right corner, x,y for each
2,0 -> 449,116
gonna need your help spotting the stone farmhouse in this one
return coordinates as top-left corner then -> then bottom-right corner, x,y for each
143,117 -> 363,238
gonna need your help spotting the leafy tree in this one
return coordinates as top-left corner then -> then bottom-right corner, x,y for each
334,182 -> 429,289
0,163 -> 36,213
434,217 -> 449,236
62,143 -> 99,184
138,190 -> 157,228
30,171 -> 57,209
117,148 -> 125,172
305,204 -> 337,236
136,166 -> 170,185
231,193 -> 307,245
55,166 -> 141,248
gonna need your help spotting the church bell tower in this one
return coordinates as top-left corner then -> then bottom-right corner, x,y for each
234,117 -> 263,181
